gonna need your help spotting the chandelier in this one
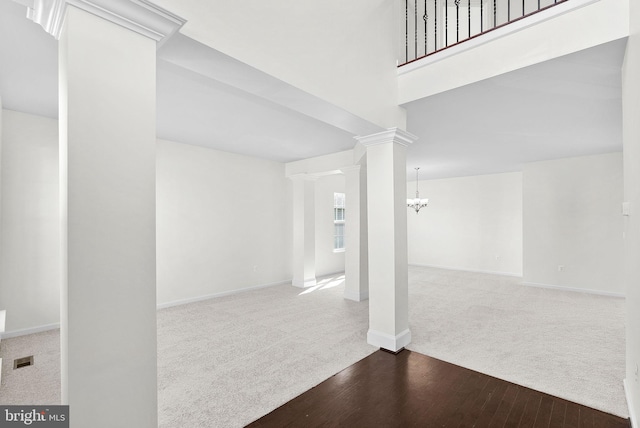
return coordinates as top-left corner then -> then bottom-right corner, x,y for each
407,167 -> 429,214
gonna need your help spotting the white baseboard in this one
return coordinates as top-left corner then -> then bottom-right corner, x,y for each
157,279 -> 291,309
367,328 -> 411,352
410,263 -> 522,278
625,379 -> 638,428
1,322 -> 60,339
292,277 -> 317,288
344,289 -> 369,302
523,281 -> 625,298
2,279 -> 295,338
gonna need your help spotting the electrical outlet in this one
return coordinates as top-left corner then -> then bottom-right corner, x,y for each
558,265 -> 565,272
495,255 -> 500,260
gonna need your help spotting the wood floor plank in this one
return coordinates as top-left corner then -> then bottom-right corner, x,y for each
471,381 -> 510,427
487,384 -> 520,428
548,399 -> 567,428
564,402 -> 581,428
246,350 -> 629,428
431,371 -> 490,427
533,394 -> 554,428
518,392 -> 542,428
579,407 -> 595,428
455,376 -> 502,428
503,385 -> 536,427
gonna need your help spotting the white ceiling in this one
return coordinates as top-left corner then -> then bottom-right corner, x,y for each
404,38 -> 626,179
0,0 -> 626,178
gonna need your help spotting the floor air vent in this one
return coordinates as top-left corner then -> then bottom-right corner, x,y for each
13,356 -> 33,369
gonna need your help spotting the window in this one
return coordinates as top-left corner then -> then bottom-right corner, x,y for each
334,193 -> 345,251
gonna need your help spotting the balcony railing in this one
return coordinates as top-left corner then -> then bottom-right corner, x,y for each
399,0 -> 568,66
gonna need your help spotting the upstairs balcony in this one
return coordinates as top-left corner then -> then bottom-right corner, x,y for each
397,0 -> 628,103
400,0 -> 570,66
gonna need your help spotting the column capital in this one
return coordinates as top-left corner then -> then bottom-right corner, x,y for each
354,127 -> 418,148
26,0 -> 185,43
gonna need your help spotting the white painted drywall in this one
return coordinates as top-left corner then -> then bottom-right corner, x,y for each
399,0 -> 629,103
623,3 -> 640,420
156,139 -> 292,306
407,172 -> 523,276
152,0 -> 405,129
314,174 -> 346,277
523,153 -> 624,294
0,110 -> 59,334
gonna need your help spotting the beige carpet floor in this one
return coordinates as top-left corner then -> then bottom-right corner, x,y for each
406,266 -> 627,418
0,267 -> 628,426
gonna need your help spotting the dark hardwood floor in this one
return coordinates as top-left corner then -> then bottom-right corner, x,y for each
247,349 -> 629,428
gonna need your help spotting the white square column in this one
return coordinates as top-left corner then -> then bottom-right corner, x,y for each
29,1 -> 184,426
341,165 -> 369,301
59,7 -> 157,426
290,174 -> 318,288
356,128 -> 417,352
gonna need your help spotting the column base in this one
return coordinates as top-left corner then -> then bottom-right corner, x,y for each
344,290 -> 369,302
367,328 -> 411,352
292,277 -> 317,288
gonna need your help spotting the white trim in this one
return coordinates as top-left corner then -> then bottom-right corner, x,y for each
398,0 -> 601,74
1,323 -> 60,339
343,289 -> 369,302
26,0 -> 185,44
0,310 -> 6,335
292,277 -> 317,288
367,328 -> 411,352
410,263 -> 522,278
625,379 -> 638,428
355,127 -> 418,148
157,279 -> 291,309
5,280 -> 293,337
523,281 -> 625,298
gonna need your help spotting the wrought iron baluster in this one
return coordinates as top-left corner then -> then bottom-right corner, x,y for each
493,0 -> 496,28
468,0 -> 471,38
538,0 -> 541,10
405,0 -> 409,63
434,0 -> 438,50
480,0 -> 484,32
508,0 -> 511,21
445,0 -> 448,46
455,0 -> 460,42
424,0 -> 428,55
522,0 -> 525,17
415,0 -> 418,59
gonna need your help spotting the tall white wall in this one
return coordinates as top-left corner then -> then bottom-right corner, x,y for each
523,153 -> 624,295
407,172 -> 523,276
153,0 -> 405,129
156,139 -> 292,306
0,110 -> 59,334
623,0 -> 640,418
314,174 -> 346,277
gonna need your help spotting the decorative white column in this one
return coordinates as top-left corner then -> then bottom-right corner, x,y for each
341,165 -> 369,301
28,1 -> 184,427
290,174 -> 318,288
356,128 -> 417,352
623,10 -> 640,423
